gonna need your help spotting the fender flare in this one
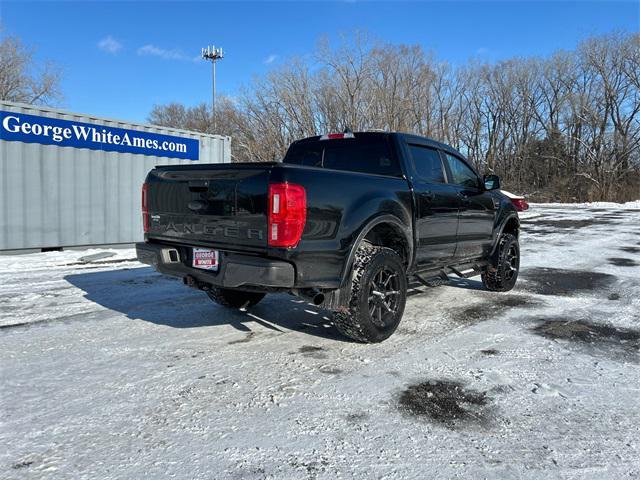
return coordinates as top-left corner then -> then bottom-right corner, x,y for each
339,214 -> 413,287
490,213 -> 520,256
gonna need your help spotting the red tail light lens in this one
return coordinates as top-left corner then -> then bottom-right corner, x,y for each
142,183 -> 149,233
511,198 -> 529,211
268,183 -> 306,248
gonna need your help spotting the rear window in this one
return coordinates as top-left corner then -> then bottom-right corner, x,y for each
283,135 -> 401,177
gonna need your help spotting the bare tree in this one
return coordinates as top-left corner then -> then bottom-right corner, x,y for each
147,32 -> 640,201
0,35 -> 62,105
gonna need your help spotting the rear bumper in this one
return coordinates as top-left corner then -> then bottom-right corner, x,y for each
136,242 -> 295,289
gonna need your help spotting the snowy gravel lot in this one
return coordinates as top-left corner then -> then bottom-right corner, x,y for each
1,204 -> 640,479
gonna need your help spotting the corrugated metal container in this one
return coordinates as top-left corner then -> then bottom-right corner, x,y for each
0,101 -> 231,250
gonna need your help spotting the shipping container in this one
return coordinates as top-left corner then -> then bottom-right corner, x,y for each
0,100 -> 230,250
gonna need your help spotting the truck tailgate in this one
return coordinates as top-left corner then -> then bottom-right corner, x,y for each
145,164 -> 275,253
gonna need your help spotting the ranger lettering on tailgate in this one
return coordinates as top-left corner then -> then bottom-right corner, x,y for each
153,217 -> 264,240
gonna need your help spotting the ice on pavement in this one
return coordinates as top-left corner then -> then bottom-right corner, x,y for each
1,204 -> 639,479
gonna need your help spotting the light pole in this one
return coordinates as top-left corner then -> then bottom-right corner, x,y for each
201,45 -> 224,132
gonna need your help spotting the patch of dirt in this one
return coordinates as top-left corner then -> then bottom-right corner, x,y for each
500,296 -> 539,308
521,268 -> 616,296
287,458 -> 330,477
298,345 -> 328,359
450,294 -> 543,325
608,257 -> 638,267
532,318 -> 639,361
345,412 -> 369,423
318,365 -> 342,375
619,246 -> 640,254
299,345 -> 324,354
489,384 -> 515,394
480,349 -> 500,356
398,379 -> 491,429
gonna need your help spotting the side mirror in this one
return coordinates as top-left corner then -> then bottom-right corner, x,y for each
484,174 -> 500,191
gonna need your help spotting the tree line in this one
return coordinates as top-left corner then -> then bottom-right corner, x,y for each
149,32 -> 639,202
2,29 -> 636,202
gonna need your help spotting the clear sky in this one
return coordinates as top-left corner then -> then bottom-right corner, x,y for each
2,1 -> 638,123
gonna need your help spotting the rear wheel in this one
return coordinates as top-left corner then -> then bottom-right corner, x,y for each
206,287 -> 265,308
333,244 -> 407,343
482,233 -> 519,292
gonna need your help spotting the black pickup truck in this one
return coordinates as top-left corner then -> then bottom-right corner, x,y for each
137,132 -> 520,342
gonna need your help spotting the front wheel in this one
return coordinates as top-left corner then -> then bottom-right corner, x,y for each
206,287 -> 266,308
482,233 -> 519,292
333,244 -> 407,343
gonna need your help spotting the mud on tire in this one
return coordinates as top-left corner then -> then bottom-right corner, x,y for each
333,244 -> 407,343
482,233 -> 519,292
206,287 -> 265,308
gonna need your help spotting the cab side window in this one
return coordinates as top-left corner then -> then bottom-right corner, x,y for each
445,153 -> 480,189
408,144 -> 445,183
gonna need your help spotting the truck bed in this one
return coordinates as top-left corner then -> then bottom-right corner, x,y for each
143,161 -> 413,289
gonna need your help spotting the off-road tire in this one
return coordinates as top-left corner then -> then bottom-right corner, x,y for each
206,287 -> 266,308
482,233 -> 519,292
333,244 -> 407,343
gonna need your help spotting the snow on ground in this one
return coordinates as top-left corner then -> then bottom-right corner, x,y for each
531,200 -> 640,209
1,205 -> 639,479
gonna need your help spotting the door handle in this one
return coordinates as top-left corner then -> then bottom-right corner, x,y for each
457,192 -> 470,204
422,191 -> 435,201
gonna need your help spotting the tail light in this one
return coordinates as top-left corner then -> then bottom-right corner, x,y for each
511,198 -> 529,211
142,183 -> 149,233
268,183 -> 306,248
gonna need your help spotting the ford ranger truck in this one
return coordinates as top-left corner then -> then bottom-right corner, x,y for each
136,132 -> 520,343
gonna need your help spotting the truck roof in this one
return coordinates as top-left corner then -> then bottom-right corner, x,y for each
395,132 -> 465,157
291,131 -> 466,159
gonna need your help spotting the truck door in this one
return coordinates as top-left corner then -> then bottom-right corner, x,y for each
406,144 -> 459,268
442,152 -> 496,260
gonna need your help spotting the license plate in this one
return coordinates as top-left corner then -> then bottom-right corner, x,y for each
192,248 -> 219,271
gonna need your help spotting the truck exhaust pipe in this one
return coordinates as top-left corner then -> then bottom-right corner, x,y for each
184,275 -> 199,289
292,288 -> 325,306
